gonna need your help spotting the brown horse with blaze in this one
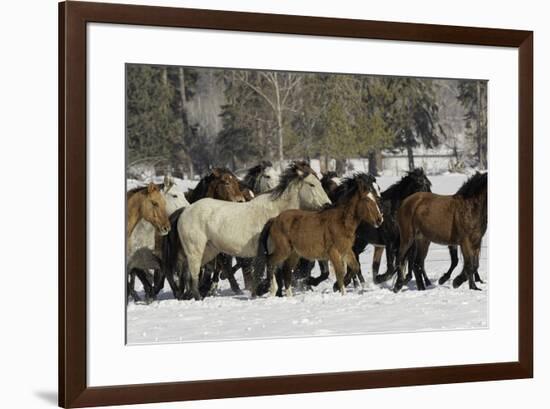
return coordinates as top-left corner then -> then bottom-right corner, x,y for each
258,173 -> 383,296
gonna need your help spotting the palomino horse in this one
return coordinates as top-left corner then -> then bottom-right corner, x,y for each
392,172 -> 488,293
258,173 -> 383,296
174,162 -> 331,300
158,168 -> 249,299
127,177 -> 189,302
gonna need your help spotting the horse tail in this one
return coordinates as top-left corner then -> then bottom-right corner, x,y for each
259,218 -> 274,257
159,207 -> 186,292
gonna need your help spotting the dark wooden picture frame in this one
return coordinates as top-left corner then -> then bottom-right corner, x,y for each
59,1 -> 533,407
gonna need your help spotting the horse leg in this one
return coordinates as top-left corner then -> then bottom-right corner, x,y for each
199,262 -> 214,297
307,260 -> 329,287
238,258 -> 254,291
473,246 -> 484,283
413,237 -> 431,290
439,246 -> 459,285
472,241 -> 483,287
133,268 -> 154,303
393,226 -> 414,293
127,270 -> 140,302
224,257 -> 243,295
329,249 -> 346,295
371,246 -> 384,284
453,240 -> 480,290
282,255 -> 299,297
342,249 -> 363,292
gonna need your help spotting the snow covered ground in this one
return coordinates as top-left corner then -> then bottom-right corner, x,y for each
126,174 -> 488,345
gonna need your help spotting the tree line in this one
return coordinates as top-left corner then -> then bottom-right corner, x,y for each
126,64 -> 487,177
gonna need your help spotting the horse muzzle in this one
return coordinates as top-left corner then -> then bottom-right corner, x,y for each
159,225 -> 171,236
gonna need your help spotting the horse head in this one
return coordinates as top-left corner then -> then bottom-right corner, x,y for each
209,168 -> 247,202
321,171 -> 342,199
162,180 -> 189,216
141,183 -> 171,236
355,175 -> 384,228
245,161 -> 279,193
408,167 -> 432,193
287,161 -> 331,210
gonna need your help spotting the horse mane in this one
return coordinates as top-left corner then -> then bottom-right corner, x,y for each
323,172 -> 376,210
126,183 -> 165,198
270,161 -> 316,199
454,172 -> 488,198
243,160 -> 273,190
382,168 -> 431,201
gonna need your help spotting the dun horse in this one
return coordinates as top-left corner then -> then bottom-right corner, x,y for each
127,177 -> 187,302
392,172 -> 488,293
172,162 -> 331,300
258,174 -> 384,296
126,183 -> 171,238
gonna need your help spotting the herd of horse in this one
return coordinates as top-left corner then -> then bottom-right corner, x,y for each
126,161 -> 488,304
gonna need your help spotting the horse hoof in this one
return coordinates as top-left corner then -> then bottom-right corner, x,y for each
374,274 -> 387,284
393,281 -> 404,293
439,275 -> 450,285
452,278 -> 465,289
424,279 -> 432,287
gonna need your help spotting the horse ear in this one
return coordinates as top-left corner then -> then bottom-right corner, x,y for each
147,182 -> 158,194
211,168 -> 221,177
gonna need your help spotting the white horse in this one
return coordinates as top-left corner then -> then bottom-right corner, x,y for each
178,162 -> 331,299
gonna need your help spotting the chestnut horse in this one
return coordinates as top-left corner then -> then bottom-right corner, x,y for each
392,172 -> 487,293
258,173 -> 384,296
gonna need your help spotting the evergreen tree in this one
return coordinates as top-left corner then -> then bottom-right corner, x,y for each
457,80 -> 488,169
388,78 -> 444,170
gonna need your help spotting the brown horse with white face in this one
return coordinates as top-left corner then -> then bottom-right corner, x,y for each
392,172 -> 488,293
127,183 -> 171,238
258,173 -> 383,296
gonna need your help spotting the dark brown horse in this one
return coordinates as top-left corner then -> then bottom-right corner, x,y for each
258,174 -> 384,296
392,172 -> 487,293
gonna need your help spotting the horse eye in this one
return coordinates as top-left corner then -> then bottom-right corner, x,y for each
171,194 -> 178,198
264,175 -> 271,179
308,183 -> 315,187
151,201 -> 158,207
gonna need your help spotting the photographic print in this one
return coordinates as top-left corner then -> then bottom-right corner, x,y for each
125,64 -> 488,344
